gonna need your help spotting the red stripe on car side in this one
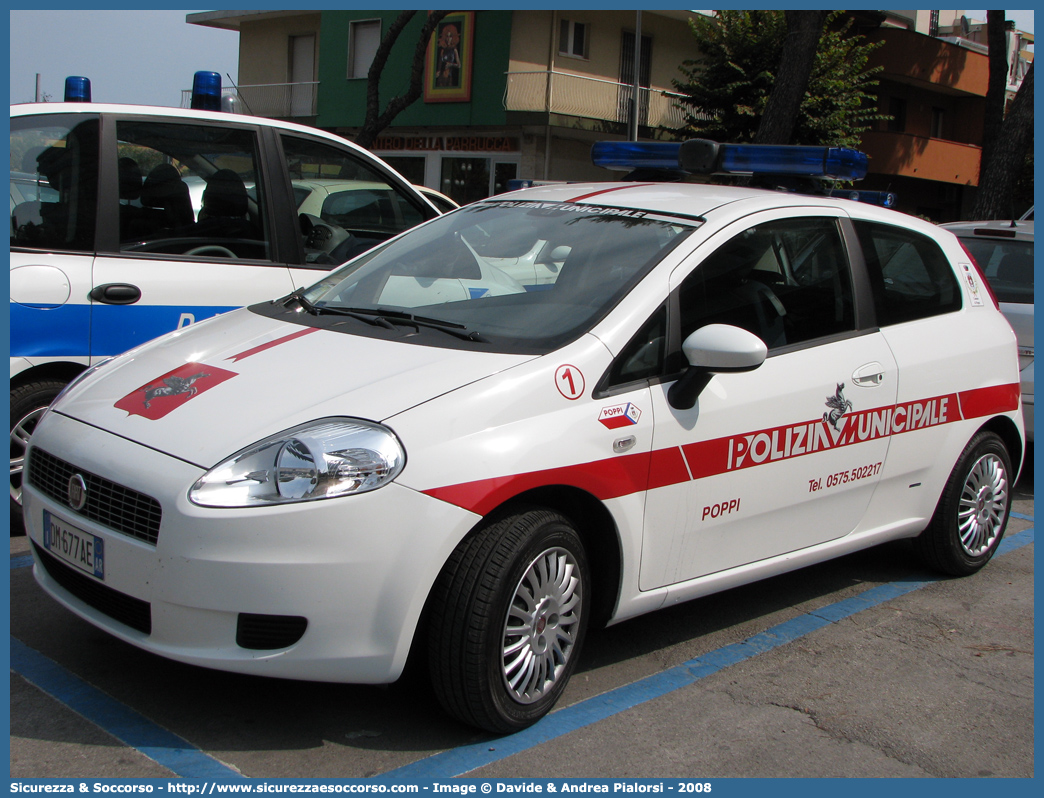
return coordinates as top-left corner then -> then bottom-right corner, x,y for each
422,383 -> 1021,515
422,451 -> 654,517
957,383 -> 1021,419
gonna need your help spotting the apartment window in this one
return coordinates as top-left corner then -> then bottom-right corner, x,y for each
887,97 -> 907,133
348,19 -> 381,79
559,19 -> 589,59
931,107 -> 945,139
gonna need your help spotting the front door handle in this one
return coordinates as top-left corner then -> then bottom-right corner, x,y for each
89,283 -> 142,305
852,362 -> 885,387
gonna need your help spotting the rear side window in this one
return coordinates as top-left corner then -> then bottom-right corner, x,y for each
116,120 -> 270,261
11,114 -> 99,252
854,221 -> 961,325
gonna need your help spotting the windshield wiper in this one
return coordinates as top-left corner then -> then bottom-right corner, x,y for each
329,307 -> 489,343
309,304 -> 398,329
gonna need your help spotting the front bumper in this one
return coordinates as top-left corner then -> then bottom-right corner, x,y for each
23,411 -> 479,683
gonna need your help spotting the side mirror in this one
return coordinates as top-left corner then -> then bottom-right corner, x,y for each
667,324 -> 767,410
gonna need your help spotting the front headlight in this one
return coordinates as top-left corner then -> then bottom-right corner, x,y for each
189,418 -> 405,508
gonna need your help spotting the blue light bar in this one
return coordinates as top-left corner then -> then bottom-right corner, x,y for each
681,139 -> 868,181
190,71 -> 222,112
64,76 -> 91,103
592,139 -> 869,182
592,141 -> 688,171
827,189 -> 898,208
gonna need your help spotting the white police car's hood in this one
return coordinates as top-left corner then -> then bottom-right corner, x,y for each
54,308 -> 532,467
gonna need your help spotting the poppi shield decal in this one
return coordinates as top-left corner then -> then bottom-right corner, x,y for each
115,362 -> 238,420
599,402 -> 642,429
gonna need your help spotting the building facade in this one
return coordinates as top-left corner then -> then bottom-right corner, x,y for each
187,9 -> 1032,220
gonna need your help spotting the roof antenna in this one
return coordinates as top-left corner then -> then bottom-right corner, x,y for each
224,73 -> 254,116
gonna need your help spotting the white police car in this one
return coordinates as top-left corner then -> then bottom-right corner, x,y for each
10,74 -> 441,526
21,140 -> 1023,733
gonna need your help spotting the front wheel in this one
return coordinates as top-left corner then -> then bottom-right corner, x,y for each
11,378 -> 68,533
915,431 -> 1013,576
427,508 -> 589,733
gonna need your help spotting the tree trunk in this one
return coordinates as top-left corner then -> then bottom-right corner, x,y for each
355,11 -> 450,149
980,10 -> 1009,177
972,61 -> 1033,220
754,10 -> 827,145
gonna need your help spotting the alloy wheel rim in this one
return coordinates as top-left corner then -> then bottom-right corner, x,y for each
957,452 -> 1008,557
10,406 -> 46,506
501,546 -> 583,705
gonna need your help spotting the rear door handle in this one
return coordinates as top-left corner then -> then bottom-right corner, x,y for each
89,283 -> 142,305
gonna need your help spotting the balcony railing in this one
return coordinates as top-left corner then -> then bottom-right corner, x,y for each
180,82 -> 318,118
505,71 -> 691,131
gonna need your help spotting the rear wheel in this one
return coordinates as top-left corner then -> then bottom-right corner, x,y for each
10,378 -> 67,533
915,431 -> 1013,575
427,508 -> 589,733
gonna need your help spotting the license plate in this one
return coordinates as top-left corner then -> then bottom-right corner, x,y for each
42,510 -> 105,580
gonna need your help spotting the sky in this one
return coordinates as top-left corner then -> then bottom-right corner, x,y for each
9,10 -> 240,107
8,8 -> 1036,108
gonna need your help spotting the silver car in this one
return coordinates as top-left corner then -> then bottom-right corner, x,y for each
942,219 -> 1033,440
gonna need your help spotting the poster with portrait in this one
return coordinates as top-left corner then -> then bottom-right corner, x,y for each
424,11 -> 474,103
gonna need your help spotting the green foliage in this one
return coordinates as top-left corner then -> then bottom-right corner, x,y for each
672,10 -> 887,148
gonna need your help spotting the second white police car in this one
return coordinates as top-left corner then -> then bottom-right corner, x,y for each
22,139 -> 1023,733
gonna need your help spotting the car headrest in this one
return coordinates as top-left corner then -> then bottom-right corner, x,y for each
201,169 -> 248,218
118,158 -> 143,201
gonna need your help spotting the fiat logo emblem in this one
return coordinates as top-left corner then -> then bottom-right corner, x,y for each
67,474 -> 87,511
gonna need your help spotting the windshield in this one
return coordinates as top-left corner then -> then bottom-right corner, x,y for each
959,237 -> 1033,304
301,200 -> 699,353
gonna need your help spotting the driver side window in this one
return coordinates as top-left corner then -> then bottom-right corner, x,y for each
116,121 -> 270,260
679,217 -> 854,351
280,134 -> 426,264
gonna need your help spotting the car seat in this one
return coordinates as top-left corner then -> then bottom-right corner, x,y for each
138,163 -> 194,234
195,169 -> 259,240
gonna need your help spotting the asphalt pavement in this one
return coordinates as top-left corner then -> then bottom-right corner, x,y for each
8,454 -> 1034,780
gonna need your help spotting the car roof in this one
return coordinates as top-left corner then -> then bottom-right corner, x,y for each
491,180 -> 938,232
12,101 -> 355,145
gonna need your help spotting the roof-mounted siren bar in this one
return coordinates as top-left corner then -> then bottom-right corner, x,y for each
678,139 -> 869,181
590,139 -> 895,204
592,139 -> 869,181
190,71 -> 223,112
64,76 -> 91,103
591,141 -> 690,172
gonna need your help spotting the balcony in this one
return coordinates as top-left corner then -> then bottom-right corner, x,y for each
180,82 -> 318,118
504,71 -> 690,131
861,130 -> 982,186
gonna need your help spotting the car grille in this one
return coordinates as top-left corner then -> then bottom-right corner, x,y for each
27,448 -> 162,545
33,541 -> 152,634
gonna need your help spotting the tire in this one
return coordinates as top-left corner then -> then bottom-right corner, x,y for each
915,431 -> 1013,576
10,378 -> 67,534
427,507 -> 590,733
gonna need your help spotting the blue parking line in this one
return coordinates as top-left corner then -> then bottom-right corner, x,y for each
378,524 -> 1035,780
9,522 -> 1034,780
10,638 -> 245,780
11,554 -> 33,570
